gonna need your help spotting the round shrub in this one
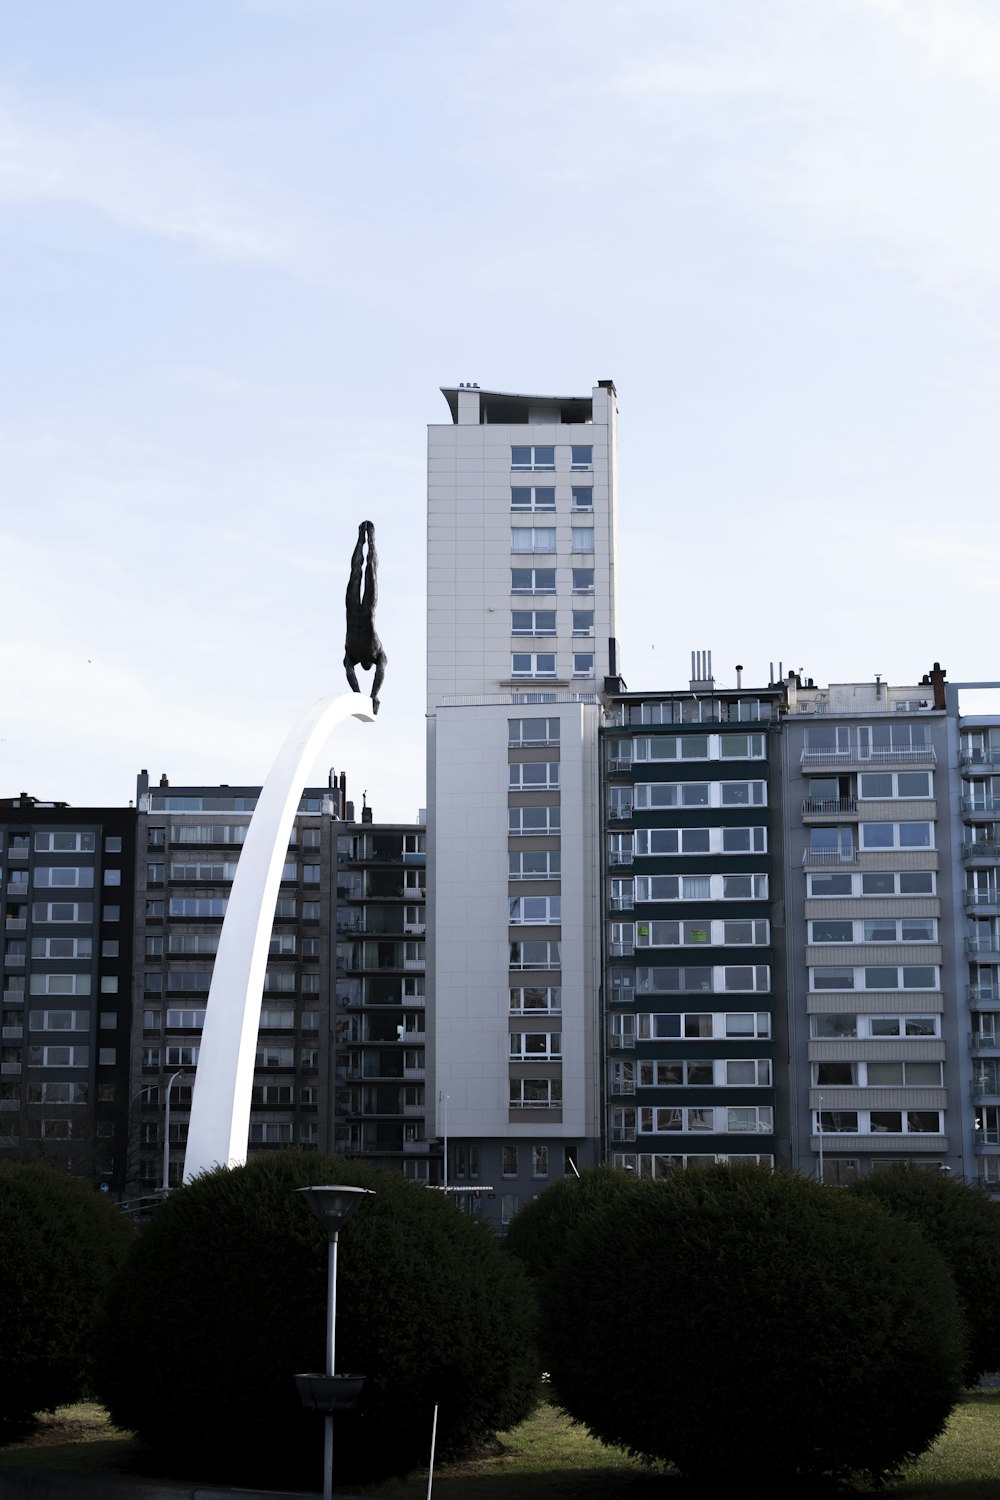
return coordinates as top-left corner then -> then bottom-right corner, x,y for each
850,1163 -> 1000,1384
97,1151 -> 538,1487
0,1161 -> 133,1436
531,1164 -> 964,1485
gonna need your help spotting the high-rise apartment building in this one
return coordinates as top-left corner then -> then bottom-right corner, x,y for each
132,774 -> 428,1191
427,382 -> 619,1226
601,663 -> 782,1175
0,795 -> 137,1191
779,667 -> 968,1182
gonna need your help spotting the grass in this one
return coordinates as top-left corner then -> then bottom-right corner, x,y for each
1,1393 -> 999,1497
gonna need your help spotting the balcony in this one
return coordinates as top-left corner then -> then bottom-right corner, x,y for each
608,850 -> 634,868
609,1033 -> 636,1050
607,757 -> 633,773
1,1026 -> 23,1040
965,891 -> 1000,912
609,940 -> 635,958
963,797 -> 1000,818
3,918 -> 26,931
966,937 -> 1000,958
968,984 -> 999,1005
802,798 -> 858,819
801,848 -> 859,866
0,1063 -> 21,1076
610,896 -> 634,913
801,746 -> 936,770
962,750 -> 1000,772
963,842 -> 1000,865
971,1032 -> 1000,1052
608,803 -> 633,822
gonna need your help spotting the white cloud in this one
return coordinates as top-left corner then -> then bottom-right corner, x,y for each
0,99 -> 321,274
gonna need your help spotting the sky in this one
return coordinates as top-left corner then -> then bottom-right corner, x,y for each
2,0 -> 999,820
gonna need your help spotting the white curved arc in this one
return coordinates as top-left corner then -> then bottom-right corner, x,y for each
183,691 -> 374,1181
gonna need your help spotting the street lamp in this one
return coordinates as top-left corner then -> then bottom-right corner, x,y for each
295,1185 -> 375,1500
162,1070 -> 185,1193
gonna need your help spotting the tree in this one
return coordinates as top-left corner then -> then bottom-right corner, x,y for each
850,1164 -> 1000,1384
0,1161 -> 133,1436
514,1164 -> 965,1485
97,1152 -> 538,1487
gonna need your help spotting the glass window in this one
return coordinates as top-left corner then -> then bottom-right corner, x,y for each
511,445 -> 555,470
860,824 -> 893,848
811,921 -> 853,943
809,873 -> 853,896
573,653 -> 595,677
511,528 -> 556,553
511,653 -> 557,678
899,823 -> 932,847
512,610 -> 556,636
571,445 -> 592,468
571,527 -> 594,553
572,568 -> 594,593
511,568 -> 556,594
571,486 -> 593,509
572,610 -> 594,636
511,485 -> 555,510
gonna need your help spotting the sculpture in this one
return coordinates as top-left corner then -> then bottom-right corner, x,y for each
344,520 -> 387,713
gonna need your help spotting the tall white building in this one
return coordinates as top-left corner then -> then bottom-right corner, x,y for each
426,381 -> 620,1225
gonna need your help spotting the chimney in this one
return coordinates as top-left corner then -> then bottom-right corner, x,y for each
159,773 -> 170,788
928,661 -> 947,710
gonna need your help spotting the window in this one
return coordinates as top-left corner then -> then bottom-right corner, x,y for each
103,869 -> 121,887
511,567 -> 556,594
98,1047 -> 116,1065
859,822 -> 933,850
103,904 -> 120,922
510,986 -> 561,1014
28,1009 -> 89,1031
511,485 -> 555,511
509,1078 -> 562,1109
100,976 -> 119,994
573,653 -> 595,677
571,610 -> 594,636
721,827 -> 768,854
511,653 -> 556,678
165,1045 -> 199,1066
510,761 -> 560,793
510,1031 -> 562,1058
34,867 -> 95,888
511,527 -> 556,554
249,1122 -> 293,1144
147,864 -> 165,884
31,937 -> 92,959
166,1008 -> 206,1029
719,733 -> 766,759
509,940 -> 560,969
511,445 -> 555,470
508,806 -> 560,835
509,851 -> 560,880
509,717 -> 559,747
571,486 -> 593,510
29,974 -> 91,996
572,568 -> 594,593
571,445 -> 592,469
30,901 -> 93,924
859,771 -> 932,799
27,1045 -> 89,1067
720,781 -> 767,806
34,832 -> 95,852
511,610 -> 556,636
635,782 -> 710,808
168,897 -> 228,918
532,1145 -> 549,1177
635,829 -> 710,857
571,527 -> 594,553
810,921 -> 853,944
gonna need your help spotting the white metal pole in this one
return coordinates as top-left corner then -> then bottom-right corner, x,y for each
426,1403 -> 439,1500
440,1091 -> 449,1189
162,1069 -> 184,1193
324,1232 -> 338,1500
817,1093 -> 824,1185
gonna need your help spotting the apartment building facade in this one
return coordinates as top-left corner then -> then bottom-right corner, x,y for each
601,665 -> 782,1175
427,382 -> 619,1225
0,795 -> 137,1191
779,668 -> 971,1182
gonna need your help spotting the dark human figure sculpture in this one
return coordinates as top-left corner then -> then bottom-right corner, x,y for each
344,520 -> 387,714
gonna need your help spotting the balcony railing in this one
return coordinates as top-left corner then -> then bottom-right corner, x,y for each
608,804 -> 633,821
609,940 -> 635,958
610,896 -> 634,912
971,1032 -> 1000,1051
963,797 -> 1000,816
802,798 -> 858,817
801,746 -> 936,769
608,850 -> 634,867
607,757 -> 632,773
802,848 -> 859,865
966,937 -> 1000,956
962,750 -> 1000,770
965,891 -> 1000,909
608,1033 -> 636,1050
968,984 -> 999,1004
963,842 -> 1000,864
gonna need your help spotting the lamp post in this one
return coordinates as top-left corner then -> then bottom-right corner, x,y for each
162,1070 -> 185,1193
295,1185 -> 374,1500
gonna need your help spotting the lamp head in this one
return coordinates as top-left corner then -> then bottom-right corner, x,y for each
295,1184 -> 375,1237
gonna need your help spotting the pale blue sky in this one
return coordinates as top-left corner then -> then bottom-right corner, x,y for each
2,0 -> 999,818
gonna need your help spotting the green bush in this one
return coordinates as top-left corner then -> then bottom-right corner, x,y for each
0,1161 -> 133,1436
96,1152 -> 538,1487
517,1164 -> 964,1484
850,1164 -> 1000,1384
